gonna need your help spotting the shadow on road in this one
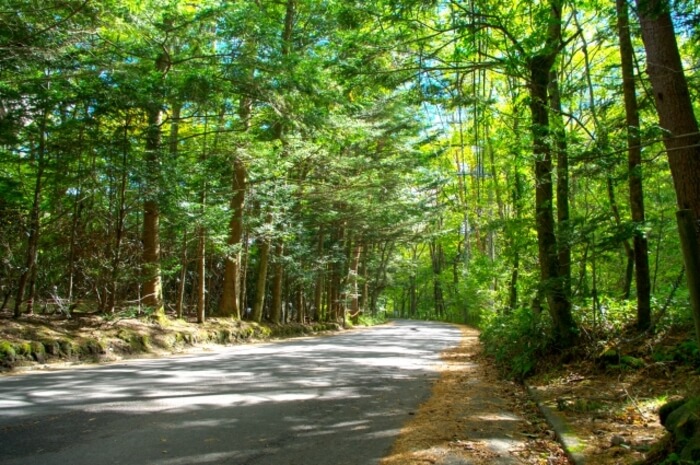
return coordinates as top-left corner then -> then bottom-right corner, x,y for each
0,320 -> 462,465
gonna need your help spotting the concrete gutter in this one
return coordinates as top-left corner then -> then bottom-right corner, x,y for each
526,384 -> 586,465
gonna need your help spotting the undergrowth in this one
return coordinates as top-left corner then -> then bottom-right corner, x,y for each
480,307 -> 556,380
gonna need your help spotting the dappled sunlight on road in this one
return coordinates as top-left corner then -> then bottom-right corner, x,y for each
0,320 -> 462,465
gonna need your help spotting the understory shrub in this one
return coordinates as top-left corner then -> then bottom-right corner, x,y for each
480,307 -> 555,380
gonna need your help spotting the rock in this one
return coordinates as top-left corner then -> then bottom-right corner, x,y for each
611,435 -> 627,446
660,398 -> 687,426
661,397 -> 700,461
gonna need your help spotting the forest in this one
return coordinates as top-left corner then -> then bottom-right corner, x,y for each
3,1 -> 700,463
1,0 -> 700,373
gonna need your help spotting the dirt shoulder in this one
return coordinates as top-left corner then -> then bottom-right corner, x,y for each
382,324 -> 700,465
381,326 -> 570,465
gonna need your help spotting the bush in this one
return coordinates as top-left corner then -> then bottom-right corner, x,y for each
0,341 -> 16,360
480,307 -> 555,380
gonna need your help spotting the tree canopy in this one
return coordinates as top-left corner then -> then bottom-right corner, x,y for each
2,0 -> 699,372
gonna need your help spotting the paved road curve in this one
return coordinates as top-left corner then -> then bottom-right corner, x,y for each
0,320 -> 462,465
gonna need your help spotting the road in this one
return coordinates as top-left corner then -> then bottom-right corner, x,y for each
0,320 -> 462,465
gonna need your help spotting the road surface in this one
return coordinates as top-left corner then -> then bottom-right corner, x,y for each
0,320 -> 462,465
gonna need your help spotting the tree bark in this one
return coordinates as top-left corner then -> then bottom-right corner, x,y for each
219,157 -> 247,318
196,224 -> 206,324
349,242 -> 362,323
548,69 -> 571,300
313,226 -> 325,321
14,111 -> 47,318
606,176 -> 635,299
176,228 -> 188,319
142,103 -> 164,312
430,239 -> 445,319
251,214 -> 273,323
616,0 -> 651,330
635,0 -> 700,331
527,0 -> 578,345
270,242 -> 284,324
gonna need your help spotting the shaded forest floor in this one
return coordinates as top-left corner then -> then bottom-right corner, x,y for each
524,325 -> 700,464
1,313 -> 699,464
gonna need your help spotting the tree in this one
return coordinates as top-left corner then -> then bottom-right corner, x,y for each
635,0 -> 700,340
526,0 -> 578,345
616,0 -> 651,330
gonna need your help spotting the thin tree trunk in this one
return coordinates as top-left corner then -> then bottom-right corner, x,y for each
14,111 -> 47,318
349,242 -> 362,323
313,226 -> 324,321
196,224 -> 206,324
176,228 -> 188,319
108,118 -> 131,314
252,214 -> 273,323
270,242 -> 284,324
606,177 -> 635,298
508,167 -> 523,311
295,283 -> 304,324
430,239 -> 445,319
241,230 -> 250,316
219,156 -> 246,318
527,0 -> 578,345
615,0 -> 651,329
548,69 -> 572,299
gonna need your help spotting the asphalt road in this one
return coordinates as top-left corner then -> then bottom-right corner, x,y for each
0,320 -> 462,465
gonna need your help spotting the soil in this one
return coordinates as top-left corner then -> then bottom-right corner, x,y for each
1,312 -> 697,464
525,326 -> 700,465
381,326 -> 570,465
379,325 -> 700,465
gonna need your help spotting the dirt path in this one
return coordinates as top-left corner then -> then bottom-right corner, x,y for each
380,326 -> 570,465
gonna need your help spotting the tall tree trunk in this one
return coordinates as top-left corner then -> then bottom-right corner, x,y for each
295,283 -> 304,324
241,230 -> 250,316
508,168 -> 523,311
270,242 -> 284,324
349,242 -> 362,323
251,214 -> 273,323
527,0 -> 578,345
616,0 -> 651,330
14,111 -> 47,318
67,151 -> 84,307
196,224 -> 206,324
219,156 -> 246,318
327,267 -> 337,322
634,0 -> 697,329
548,69 -> 572,300
142,103 -> 163,312
430,240 -> 445,319
108,119 -> 130,314
175,228 -> 188,319
606,176 -> 635,298
220,88 -> 251,318
313,226 -> 325,321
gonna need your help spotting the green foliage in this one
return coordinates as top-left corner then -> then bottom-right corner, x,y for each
0,341 -> 16,360
653,339 -> 700,366
0,0 -> 697,371
480,308 -> 555,380
356,313 -> 387,326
